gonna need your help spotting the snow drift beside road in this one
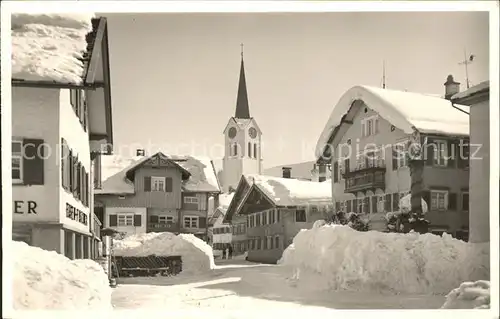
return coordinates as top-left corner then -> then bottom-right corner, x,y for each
441,280 -> 490,309
12,241 -> 112,310
279,225 -> 489,294
113,232 -> 215,274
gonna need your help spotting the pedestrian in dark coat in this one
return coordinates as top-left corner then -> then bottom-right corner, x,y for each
228,245 -> 233,259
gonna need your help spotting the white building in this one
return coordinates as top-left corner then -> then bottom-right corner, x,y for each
209,193 -> 235,257
222,55 -> 262,192
11,14 -> 113,259
451,81 -> 490,243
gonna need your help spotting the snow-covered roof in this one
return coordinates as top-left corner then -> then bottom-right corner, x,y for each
11,13 -> 95,84
218,193 -> 235,211
245,174 -> 332,207
95,154 -> 221,195
451,81 -> 490,101
316,85 -> 470,160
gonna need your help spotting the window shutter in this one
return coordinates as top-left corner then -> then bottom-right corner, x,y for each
425,139 -> 434,166
422,191 -> 431,209
134,214 -> 142,227
392,193 -> 399,211
448,193 -> 457,210
346,200 -> 352,212
447,141 -> 456,168
462,193 -> 469,211
333,161 -> 339,182
150,215 -> 159,223
392,146 -> 398,170
385,194 -> 391,211
76,162 -> 81,198
371,196 -> 377,214
144,176 -> 151,191
109,214 -> 118,227
23,138 -> 45,185
199,217 -> 207,228
344,158 -> 350,175
165,177 -> 173,192
84,171 -> 89,206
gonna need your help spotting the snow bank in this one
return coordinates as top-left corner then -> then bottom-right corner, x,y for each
12,13 -> 94,84
280,225 -> 489,294
113,232 -> 215,274
246,174 -> 332,206
12,241 -> 112,310
441,280 -> 490,309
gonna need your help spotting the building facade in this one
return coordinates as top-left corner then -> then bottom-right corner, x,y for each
222,55 -> 263,193
11,17 -> 113,259
95,152 -> 221,241
451,81 -> 490,243
224,175 -> 331,263
315,79 -> 470,238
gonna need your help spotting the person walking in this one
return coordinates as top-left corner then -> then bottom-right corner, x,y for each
228,245 -> 233,259
225,246 -> 229,260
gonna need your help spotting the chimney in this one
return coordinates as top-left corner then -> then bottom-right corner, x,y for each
444,74 -> 460,100
136,149 -> 145,156
282,167 -> 292,179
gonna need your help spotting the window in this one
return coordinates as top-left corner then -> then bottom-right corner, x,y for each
248,142 -> 252,158
431,190 -> 448,211
262,211 -> 268,225
151,176 -> 165,191
433,140 -> 448,167
184,196 -> 199,204
117,214 -> 134,226
377,195 -> 385,213
254,144 -> 257,158
365,147 -> 384,168
295,209 -> 306,222
356,152 -> 365,170
462,192 -> 469,212
233,143 -> 238,156
361,116 -> 379,137
159,216 -> 174,224
12,140 -> 23,183
392,141 -> 408,170
275,236 -> 280,249
268,236 -> 273,249
256,213 -> 261,226
256,238 -> 261,250
184,216 -> 199,228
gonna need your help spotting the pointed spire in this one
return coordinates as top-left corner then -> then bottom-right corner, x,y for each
235,43 -> 250,119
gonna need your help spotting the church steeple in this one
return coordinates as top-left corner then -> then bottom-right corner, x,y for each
235,44 -> 250,119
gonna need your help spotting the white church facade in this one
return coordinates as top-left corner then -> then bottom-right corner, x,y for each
222,53 -> 263,192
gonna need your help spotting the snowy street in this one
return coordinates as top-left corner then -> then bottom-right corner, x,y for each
112,260 -> 445,311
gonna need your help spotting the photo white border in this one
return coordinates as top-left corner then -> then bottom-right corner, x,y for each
1,1 -> 498,318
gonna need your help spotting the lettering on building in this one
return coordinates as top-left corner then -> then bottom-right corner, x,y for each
66,203 -> 88,226
13,200 -> 38,214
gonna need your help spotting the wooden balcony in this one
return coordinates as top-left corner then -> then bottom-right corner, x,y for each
344,162 -> 386,193
147,222 -> 180,233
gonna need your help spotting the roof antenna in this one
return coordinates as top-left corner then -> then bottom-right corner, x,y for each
382,60 -> 386,89
459,48 -> 475,89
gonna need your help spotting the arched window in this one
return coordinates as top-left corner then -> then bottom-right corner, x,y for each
254,143 -> 257,159
233,143 -> 238,156
248,142 -> 252,158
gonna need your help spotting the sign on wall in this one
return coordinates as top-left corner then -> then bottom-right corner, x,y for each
66,203 -> 88,225
13,200 -> 38,214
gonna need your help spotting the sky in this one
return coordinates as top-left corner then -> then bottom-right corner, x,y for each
103,11 -> 489,171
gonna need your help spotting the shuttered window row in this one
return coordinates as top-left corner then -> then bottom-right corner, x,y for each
61,138 -> 90,207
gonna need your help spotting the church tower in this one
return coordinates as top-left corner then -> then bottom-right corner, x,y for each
222,46 -> 262,192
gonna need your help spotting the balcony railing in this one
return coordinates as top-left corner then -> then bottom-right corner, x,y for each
344,161 -> 386,193
147,222 -> 179,233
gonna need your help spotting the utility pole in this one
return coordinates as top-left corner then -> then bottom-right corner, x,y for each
459,48 -> 475,89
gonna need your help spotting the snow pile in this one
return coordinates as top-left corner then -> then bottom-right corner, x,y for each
113,232 -> 215,274
441,280 -> 490,309
12,13 -> 94,84
246,174 -> 332,206
12,241 -> 112,310
279,225 -> 489,294
316,85 -> 469,160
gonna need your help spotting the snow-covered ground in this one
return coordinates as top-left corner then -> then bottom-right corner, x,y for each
441,280 -> 490,309
279,225 -> 489,295
112,261 -> 447,311
11,241 -> 112,311
113,232 -> 216,274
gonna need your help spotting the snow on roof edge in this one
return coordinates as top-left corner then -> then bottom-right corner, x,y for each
315,85 -> 470,161
451,81 -> 490,101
